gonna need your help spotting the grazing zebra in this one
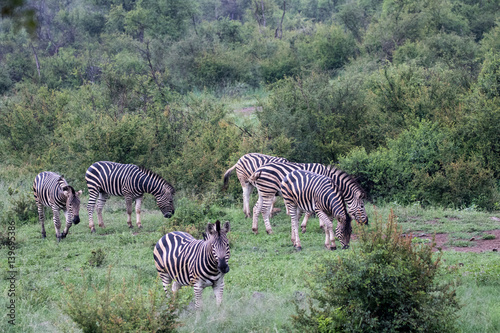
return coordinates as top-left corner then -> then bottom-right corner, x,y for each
85,161 -> 175,233
33,172 -> 82,241
248,162 -> 367,235
153,220 -> 231,309
281,170 -> 352,250
223,153 -> 289,218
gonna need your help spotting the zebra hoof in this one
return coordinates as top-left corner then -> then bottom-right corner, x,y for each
295,246 -> 302,251
61,233 -> 67,239
301,227 -> 307,234
137,225 -> 143,229
90,228 -> 96,233
252,228 -> 258,235
342,245 -> 350,250
266,229 -> 273,235
128,225 -> 134,229
41,233 -> 46,239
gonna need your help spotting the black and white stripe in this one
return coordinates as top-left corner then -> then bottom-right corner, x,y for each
223,153 -> 288,218
153,220 -> 231,309
249,162 -> 367,234
281,170 -> 352,250
33,171 -> 82,241
85,161 -> 175,232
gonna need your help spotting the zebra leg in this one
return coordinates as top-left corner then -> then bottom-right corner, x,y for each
289,205 -> 302,250
300,212 -> 314,233
125,196 -> 133,228
96,193 -> 108,229
87,190 -> 98,233
158,272 -> 173,297
52,208 -> 62,242
37,202 -> 46,238
242,182 -> 254,219
261,195 -> 275,234
135,196 -> 143,228
317,211 -> 335,250
62,210 -> 71,238
193,283 -> 205,310
252,195 -> 263,234
213,277 -> 225,306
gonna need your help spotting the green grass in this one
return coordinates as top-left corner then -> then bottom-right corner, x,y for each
1,195 -> 500,332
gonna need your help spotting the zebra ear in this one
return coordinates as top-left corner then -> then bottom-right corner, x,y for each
207,222 -> 216,235
76,190 -> 83,197
202,232 -> 208,240
222,221 -> 230,233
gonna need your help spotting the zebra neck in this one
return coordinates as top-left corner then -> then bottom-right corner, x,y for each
140,173 -> 162,196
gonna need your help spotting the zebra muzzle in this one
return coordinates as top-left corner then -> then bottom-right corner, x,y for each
73,216 -> 80,225
218,260 -> 230,274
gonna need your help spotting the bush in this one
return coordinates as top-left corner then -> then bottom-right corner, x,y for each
292,210 -> 460,332
62,267 -> 184,333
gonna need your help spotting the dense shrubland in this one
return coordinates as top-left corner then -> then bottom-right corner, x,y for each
1,0 -> 499,210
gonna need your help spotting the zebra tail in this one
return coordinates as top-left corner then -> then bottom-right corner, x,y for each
223,163 -> 238,190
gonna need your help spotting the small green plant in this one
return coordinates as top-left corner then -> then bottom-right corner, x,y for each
482,234 -> 496,240
61,267 -> 184,332
292,209 -> 460,332
7,186 -> 37,223
87,248 -> 107,267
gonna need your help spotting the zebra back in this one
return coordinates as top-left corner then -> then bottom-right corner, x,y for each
223,153 -> 288,189
281,170 -> 347,218
86,161 -> 175,217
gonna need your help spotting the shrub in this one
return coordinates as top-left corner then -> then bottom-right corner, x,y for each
292,210 -> 460,332
62,267 -> 184,333
7,186 -> 37,224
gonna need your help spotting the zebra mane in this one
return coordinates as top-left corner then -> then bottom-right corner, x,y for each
62,185 -> 76,195
327,165 -> 367,199
138,166 -> 175,194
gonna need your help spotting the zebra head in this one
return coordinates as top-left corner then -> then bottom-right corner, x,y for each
206,220 -> 231,274
155,185 -> 175,218
62,186 -> 82,225
348,190 -> 368,225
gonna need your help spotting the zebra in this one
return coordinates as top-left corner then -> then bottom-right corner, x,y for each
223,153 -> 289,218
85,161 -> 175,233
281,170 -> 352,250
248,162 -> 367,235
33,172 -> 82,241
153,220 -> 231,309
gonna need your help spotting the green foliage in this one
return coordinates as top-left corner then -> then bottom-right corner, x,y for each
339,121 -> 498,209
87,248 -> 107,267
292,210 -> 460,332
61,267 -> 183,332
6,186 -> 37,224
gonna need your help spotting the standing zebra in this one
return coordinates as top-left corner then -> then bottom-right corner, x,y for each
223,153 -> 288,218
33,172 -> 82,241
153,220 -> 231,309
248,162 -> 367,235
281,170 -> 352,250
85,161 -> 175,233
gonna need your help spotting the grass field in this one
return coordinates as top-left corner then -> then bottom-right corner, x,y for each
1,194 -> 500,332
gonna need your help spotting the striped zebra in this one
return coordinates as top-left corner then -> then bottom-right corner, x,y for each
223,153 -> 289,218
85,161 -> 175,233
153,220 -> 231,309
33,172 -> 82,241
281,170 -> 352,250
248,162 -> 367,235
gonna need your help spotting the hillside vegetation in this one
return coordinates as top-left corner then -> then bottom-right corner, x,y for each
0,0 -> 499,208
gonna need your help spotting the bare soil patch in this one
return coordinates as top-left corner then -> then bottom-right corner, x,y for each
414,230 -> 500,253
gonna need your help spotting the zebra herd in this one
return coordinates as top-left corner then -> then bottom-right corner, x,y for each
32,153 -> 367,309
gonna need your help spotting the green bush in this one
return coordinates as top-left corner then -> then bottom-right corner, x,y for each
62,267 -> 184,332
292,210 -> 460,332
339,121 -> 498,209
